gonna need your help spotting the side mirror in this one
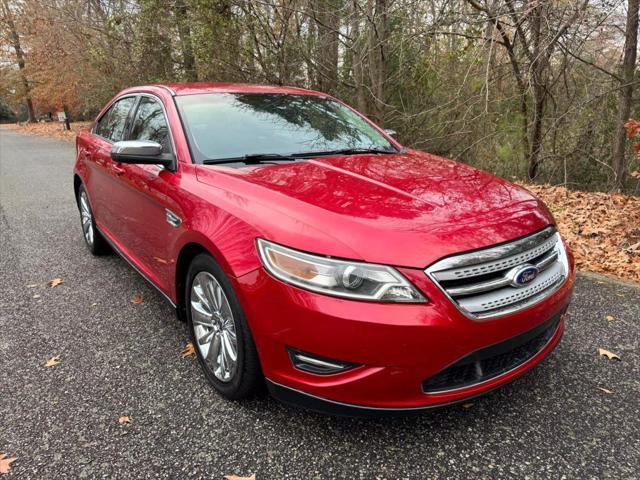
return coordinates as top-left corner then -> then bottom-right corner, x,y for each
384,129 -> 397,137
111,140 -> 175,169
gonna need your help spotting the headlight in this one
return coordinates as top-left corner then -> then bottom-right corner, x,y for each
257,239 -> 426,303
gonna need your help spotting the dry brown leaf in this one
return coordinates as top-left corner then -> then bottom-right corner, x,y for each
605,315 -> 614,321
597,348 -> 621,361
181,342 -> 196,358
597,387 -> 614,394
118,416 -> 132,424
518,183 -> 640,284
48,277 -> 63,287
44,355 -> 60,368
131,294 -> 144,305
2,121 -> 92,142
0,454 -> 17,475
224,475 -> 256,480
461,403 -> 474,409
631,170 -> 640,179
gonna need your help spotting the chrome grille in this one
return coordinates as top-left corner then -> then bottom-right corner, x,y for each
426,227 -> 569,319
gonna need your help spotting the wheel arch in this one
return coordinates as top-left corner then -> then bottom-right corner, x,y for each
174,238 -> 247,321
175,243 -> 210,321
73,174 -> 82,205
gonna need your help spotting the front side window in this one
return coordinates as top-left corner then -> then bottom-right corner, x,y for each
175,93 -> 394,163
129,97 -> 172,153
94,96 -> 136,142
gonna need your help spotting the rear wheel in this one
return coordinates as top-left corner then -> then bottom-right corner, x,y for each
78,185 -> 110,255
186,254 -> 261,399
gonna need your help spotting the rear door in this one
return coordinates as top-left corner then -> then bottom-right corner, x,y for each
108,94 -> 181,292
88,96 -> 137,236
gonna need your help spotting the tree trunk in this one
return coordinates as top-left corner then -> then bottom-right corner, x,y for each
350,0 -> 368,113
528,83 -> 546,179
611,0 -> 639,190
1,0 -> 36,122
527,3 -> 546,179
368,0 -> 388,121
313,0 -> 339,92
174,0 -> 197,82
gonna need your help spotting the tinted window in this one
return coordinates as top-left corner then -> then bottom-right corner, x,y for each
130,97 -> 172,152
94,97 -> 136,142
175,93 -> 394,163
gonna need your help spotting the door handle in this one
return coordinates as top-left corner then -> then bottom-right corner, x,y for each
110,164 -> 126,176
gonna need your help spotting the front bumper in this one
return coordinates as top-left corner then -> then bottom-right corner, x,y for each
235,258 -> 574,414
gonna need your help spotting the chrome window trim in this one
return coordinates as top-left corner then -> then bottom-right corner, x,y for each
91,93 -> 139,142
92,92 -> 178,172
132,93 -> 178,157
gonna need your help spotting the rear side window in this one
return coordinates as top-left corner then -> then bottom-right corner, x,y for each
129,97 -> 172,153
94,96 -> 136,142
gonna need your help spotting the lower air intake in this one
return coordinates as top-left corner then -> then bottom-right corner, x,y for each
422,312 -> 563,394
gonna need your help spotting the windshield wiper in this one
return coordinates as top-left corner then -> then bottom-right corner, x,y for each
202,153 -> 297,165
202,148 -> 397,165
292,147 -> 395,158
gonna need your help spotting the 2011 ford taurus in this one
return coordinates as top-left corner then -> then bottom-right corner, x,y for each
74,83 -> 575,415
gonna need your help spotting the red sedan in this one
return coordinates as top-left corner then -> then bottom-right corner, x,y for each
74,83 -> 575,414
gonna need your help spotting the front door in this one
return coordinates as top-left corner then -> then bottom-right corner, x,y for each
108,95 -> 181,295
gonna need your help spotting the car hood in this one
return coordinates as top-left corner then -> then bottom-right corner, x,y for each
195,150 -> 553,268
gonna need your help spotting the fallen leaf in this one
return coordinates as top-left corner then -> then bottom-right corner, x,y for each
597,348 -> 621,361
0,454 -> 17,475
224,475 -> 256,480
597,387 -> 614,394
631,170 -> 640,179
26,283 -> 38,288
48,277 -> 63,287
45,355 -> 60,368
461,403 -> 474,409
91,302 -> 97,306
33,294 -> 41,299
605,315 -> 614,321
118,416 -> 131,424
181,342 -> 196,358
131,294 -> 144,305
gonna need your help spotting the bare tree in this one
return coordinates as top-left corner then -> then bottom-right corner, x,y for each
611,0 -> 639,189
0,0 -> 35,122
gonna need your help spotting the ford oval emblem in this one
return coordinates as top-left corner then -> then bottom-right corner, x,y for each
508,264 -> 539,287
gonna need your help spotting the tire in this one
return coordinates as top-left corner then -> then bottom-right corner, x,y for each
77,185 -> 110,255
185,253 -> 261,399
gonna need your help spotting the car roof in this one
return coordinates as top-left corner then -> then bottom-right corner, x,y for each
158,83 -> 325,97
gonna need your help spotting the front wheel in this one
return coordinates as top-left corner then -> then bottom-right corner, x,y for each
186,254 -> 261,399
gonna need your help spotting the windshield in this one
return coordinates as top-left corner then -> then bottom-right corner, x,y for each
175,93 -> 396,163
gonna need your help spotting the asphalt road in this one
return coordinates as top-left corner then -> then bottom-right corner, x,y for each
1,128 -> 639,479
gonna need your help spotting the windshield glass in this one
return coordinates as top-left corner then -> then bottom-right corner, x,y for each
175,93 -> 395,163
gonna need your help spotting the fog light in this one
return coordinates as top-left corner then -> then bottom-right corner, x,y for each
288,348 -> 358,375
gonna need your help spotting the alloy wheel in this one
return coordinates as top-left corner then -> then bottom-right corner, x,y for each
79,191 -> 94,245
190,271 -> 238,382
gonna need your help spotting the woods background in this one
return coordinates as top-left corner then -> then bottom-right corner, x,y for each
1,0 -> 639,193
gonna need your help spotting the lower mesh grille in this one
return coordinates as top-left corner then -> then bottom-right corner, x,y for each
422,311 -> 563,393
